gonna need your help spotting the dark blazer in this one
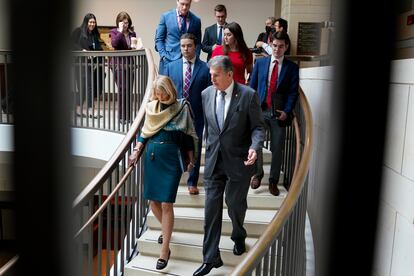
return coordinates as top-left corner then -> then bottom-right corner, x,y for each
71,27 -> 103,51
250,56 -> 299,120
110,29 -> 136,50
165,57 -> 211,131
202,82 -> 265,178
202,23 -> 218,61
155,9 -> 202,68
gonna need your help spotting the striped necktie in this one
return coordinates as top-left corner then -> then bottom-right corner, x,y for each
183,61 -> 192,99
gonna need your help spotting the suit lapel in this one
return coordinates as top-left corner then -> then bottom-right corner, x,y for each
212,25 -> 218,42
209,87 -> 221,133
277,59 -> 288,88
175,61 -> 184,98
264,57 -> 271,90
190,59 -> 201,88
222,83 -> 241,132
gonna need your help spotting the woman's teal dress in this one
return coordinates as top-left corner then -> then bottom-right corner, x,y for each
138,105 -> 194,203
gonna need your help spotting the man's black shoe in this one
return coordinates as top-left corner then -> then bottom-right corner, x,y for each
233,241 -> 246,255
193,257 -> 223,276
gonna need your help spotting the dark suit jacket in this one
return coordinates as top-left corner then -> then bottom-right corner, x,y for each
202,82 -> 265,178
202,24 -> 218,61
155,9 -> 202,63
71,27 -> 103,51
165,57 -> 211,133
250,56 -> 299,119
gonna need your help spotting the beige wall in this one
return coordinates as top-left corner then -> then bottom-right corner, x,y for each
281,0 -> 331,55
0,0 -> 10,49
73,0 -> 275,63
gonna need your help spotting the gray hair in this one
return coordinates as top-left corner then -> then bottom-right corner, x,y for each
208,55 -> 233,73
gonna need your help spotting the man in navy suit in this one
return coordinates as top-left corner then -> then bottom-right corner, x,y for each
165,33 -> 210,195
155,0 -> 202,74
249,31 -> 299,196
201,4 -> 227,62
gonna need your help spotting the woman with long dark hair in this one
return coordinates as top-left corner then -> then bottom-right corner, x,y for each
71,13 -> 104,118
211,22 -> 253,84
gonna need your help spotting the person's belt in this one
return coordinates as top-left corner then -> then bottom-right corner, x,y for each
149,141 -> 175,144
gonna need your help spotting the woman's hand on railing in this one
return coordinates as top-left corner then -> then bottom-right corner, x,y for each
128,142 -> 144,167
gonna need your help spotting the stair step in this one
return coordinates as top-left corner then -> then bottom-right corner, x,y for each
175,185 -> 286,209
137,230 -> 257,266
125,254 -> 232,276
147,207 -> 276,237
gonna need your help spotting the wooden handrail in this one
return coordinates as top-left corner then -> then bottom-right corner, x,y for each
0,255 -> 18,275
230,87 -> 313,274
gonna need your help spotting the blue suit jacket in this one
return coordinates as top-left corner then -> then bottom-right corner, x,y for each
250,56 -> 299,114
155,9 -> 202,74
165,57 -> 210,134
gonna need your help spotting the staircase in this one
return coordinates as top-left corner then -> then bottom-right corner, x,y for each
125,149 -> 286,275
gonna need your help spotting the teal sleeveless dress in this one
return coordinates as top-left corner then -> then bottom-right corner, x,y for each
138,105 -> 194,203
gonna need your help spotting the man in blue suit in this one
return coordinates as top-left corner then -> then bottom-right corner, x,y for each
249,31 -> 299,196
155,0 -> 202,75
165,33 -> 210,195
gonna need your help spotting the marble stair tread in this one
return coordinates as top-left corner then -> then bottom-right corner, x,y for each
138,230 -> 257,265
175,185 -> 286,209
125,254 -> 232,276
147,207 -> 276,237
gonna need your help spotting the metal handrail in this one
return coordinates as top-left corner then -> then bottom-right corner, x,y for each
230,87 -> 313,275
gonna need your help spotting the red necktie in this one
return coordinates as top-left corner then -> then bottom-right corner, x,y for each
266,60 -> 279,108
183,61 -> 192,99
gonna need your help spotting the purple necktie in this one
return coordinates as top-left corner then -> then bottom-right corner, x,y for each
183,61 -> 192,99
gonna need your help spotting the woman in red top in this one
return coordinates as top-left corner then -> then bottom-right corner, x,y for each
211,22 -> 253,84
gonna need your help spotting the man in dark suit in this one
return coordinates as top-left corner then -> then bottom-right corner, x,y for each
193,56 -> 265,276
201,4 -> 227,62
165,33 -> 211,195
155,0 -> 202,74
254,16 -> 276,53
249,31 -> 299,196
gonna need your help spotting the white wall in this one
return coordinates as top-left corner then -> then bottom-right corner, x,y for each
373,59 -> 414,276
300,60 -> 414,276
73,0 -> 275,63
0,126 -> 124,193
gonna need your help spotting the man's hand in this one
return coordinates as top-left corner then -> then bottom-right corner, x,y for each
244,149 -> 257,166
276,110 -> 287,121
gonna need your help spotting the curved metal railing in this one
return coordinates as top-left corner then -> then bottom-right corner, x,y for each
230,87 -> 313,275
72,48 -> 156,276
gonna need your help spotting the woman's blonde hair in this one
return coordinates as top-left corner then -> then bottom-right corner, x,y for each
150,75 -> 177,104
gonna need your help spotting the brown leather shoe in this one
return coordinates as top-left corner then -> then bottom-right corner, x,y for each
250,176 -> 261,189
188,186 -> 199,195
269,180 -> 280,196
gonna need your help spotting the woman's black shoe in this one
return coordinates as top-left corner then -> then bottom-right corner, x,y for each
158,234 -> 163,244
156,250 -> 170,270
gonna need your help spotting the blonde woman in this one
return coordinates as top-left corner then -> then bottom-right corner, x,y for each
128,75 -> 198,270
